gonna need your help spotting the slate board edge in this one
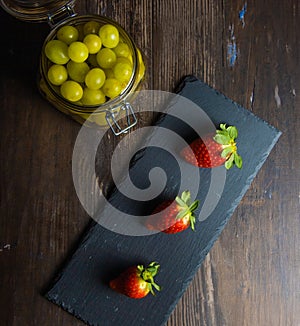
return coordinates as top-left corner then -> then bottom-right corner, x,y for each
46,295 -> 96,326
176,75 -> 283,136
45,221 -> 100,326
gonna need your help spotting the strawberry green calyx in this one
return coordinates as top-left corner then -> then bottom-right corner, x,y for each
137,262 -> 161,295
174,190 -> 199,231
213,124 -> 243,170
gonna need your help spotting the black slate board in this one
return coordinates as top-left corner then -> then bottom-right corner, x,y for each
46,76 -> 281,326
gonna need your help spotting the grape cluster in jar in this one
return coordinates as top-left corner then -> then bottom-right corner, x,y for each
44,21 -> 134,106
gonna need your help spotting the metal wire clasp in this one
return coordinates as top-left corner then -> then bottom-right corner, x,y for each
47,4 -> 77,28
105,102 -> 137,136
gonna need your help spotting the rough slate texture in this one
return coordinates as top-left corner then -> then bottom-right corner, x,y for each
46,76 -> 281,326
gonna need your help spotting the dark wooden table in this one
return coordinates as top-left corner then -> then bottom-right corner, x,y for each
1,1 -> 299,325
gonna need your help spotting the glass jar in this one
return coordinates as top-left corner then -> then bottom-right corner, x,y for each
0,0 -> 145,135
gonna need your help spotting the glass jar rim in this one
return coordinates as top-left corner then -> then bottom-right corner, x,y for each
0,0 -> 76,22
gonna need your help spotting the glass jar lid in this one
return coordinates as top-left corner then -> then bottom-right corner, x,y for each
0,0 -> 76,23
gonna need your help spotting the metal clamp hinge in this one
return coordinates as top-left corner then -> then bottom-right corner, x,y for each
105,102 -> 137,136
47,4 -> 77,28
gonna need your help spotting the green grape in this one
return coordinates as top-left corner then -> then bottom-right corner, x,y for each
60,81 -> 83,102
68,41 -> 89,63
136,48 -> 145,80
81,88 -> 106,105
127,53 -> 133,64
101,78 -> 122,99
99,24 -> 119,48
113,59 -> 133,83
47,64 -> 68,85
83,34 -> 102,54
57,25 -> 79,45
96,48 -> 117,69
85,68 -> 106,90
45,40 -> 69,65
67,61 -> 90,83
103,68 -> 115,79
83,21 -> 100,35
115,57 -> 133,67
113,42 -> 130,58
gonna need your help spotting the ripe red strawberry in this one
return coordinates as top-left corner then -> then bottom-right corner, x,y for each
109,262 -> 161,299
146,190 -> 199,234
181,124 -> 243,169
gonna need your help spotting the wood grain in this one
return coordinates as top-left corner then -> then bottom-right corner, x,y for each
0,0 -> 299,325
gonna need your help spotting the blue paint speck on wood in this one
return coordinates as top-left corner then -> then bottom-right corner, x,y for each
227,25 -> 238,67
239,3 -> 247,26
227,41 -> 237,67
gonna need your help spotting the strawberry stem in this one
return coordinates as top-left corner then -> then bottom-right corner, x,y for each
213,124 -> 243,169
138,262 -> 161,296
175,190 -> 199,231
